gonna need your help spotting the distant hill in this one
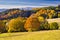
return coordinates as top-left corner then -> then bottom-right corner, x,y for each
0,5 -> 60,20
0,8 -> 35,20
20,7 -> 32,10
0,9 -> 7,12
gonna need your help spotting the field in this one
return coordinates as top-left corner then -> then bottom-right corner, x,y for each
47,18 -> 60,23
47,18 -> 60,29
0,30 -> 60,40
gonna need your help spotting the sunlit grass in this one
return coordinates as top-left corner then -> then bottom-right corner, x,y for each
0,30 -> 60,40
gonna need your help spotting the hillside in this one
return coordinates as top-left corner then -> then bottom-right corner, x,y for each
0,5 -> 60,20
0,30 -> 60,40
0,9 -> 35,20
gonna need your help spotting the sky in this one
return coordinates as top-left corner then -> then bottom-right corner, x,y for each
0,0 -> 60,9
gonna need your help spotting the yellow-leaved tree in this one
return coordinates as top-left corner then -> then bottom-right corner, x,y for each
7,17 -> 26,32
0,20 -> 6,33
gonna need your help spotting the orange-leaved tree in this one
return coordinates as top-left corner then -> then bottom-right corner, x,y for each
24,14 -> 40,31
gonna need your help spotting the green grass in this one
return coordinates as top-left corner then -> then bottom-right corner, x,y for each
0,30 -> 60,40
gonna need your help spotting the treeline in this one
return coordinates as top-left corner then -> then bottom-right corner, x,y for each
0,15 -> 59,33
0,9 -> 35,20
0,5 -> 60,20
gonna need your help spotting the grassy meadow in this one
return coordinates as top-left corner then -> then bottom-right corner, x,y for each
0,30 -> 60,40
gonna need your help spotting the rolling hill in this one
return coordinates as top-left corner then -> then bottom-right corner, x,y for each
0,8 -> 35,20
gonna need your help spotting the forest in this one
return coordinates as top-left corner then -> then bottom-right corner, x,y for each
0,5 -> 60,33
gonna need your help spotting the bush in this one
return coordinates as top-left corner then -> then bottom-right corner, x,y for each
39,21 -> 50,30
0,20 -> 6,33
7,17 -> 26,32
58,13 -> 60,18
38,16 -> 45,22
49,22 -> 59,30
24,14 -> 40,32
38,16 -> 49,30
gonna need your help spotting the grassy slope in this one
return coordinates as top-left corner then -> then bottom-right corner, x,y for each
0,30 -> 60,40
47,18 -> 60,29
47,18 -> 60,23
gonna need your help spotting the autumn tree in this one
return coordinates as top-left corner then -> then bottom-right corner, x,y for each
38,16 -> 45,22
35,9 -> 48,19
39,21 -> 50,30
0,20 -> 6,33
37,16 -> 49,30
24,14 -> 40,31
47,10 -> 57,19
7,17 -> 26,32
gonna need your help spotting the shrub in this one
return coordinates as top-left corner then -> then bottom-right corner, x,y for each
38,16 -> 45,22
38,16 -> 49,30
39,21 -> 50,30
0,20 -> 6,33
24,14 -> 40,32
58,13 -> 60,18
7,17 -> 26,32
49,22 -> 59,30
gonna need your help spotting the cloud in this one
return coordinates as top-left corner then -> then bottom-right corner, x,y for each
0,5 -> 47,9
0,3 -> 58,9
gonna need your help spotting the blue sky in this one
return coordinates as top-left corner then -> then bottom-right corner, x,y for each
0,0 -> 60,9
